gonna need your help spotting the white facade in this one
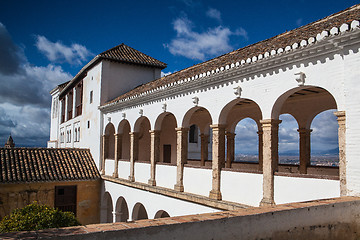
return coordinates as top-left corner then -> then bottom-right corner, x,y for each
49,8 -> 360,223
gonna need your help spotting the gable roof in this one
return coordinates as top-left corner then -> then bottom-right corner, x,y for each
59,44 -> 166,98
0,148 -> 100,184
105,4 -> 360,106
100,43 -> 167,69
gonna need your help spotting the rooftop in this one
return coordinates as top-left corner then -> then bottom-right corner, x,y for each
105,3 -> 360,106
0,148 -> 100,184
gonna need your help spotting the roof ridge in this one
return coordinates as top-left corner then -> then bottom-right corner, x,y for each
104,3 -> 360,106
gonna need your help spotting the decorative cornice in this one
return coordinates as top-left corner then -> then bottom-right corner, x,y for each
100,20 -> 360,113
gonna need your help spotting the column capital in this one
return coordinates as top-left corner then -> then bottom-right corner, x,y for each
226,132 -> 236,138
175,127 -> 189,132
149,130 -> 161,134
260,119 -> 282,127
297,128 -> 313,134
257,130 -> 263,135
334,111 -> 346,125
210,124 -> 226,129
129,131 -> 138,136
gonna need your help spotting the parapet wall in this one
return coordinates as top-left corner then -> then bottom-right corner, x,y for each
1,197 -> 360,240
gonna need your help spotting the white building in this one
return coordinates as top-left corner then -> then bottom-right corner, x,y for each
49,4 -> 360,223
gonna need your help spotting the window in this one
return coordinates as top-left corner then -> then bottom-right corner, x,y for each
55,186 -> 77,216
88,121 -> 90,129
90,91 -> 93,104
189,125 -> 198,143
74,128 -> 77,142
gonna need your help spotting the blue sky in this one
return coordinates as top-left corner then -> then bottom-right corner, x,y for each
0,0 -> 356,151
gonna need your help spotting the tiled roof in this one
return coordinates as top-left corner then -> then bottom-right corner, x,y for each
0,148 -> 100,184
106,4 -> 360,105
99,43 -> 167,69
59,44 -> 167,97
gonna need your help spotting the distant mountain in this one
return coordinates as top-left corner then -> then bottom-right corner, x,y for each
312,147 -> 339,155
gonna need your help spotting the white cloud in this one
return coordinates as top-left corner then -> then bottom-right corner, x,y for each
206,8 -> 221,22
165,16 -> 247,61
0,23 -> 74,147
161,71 -> 172,77
35,35 -> 93,65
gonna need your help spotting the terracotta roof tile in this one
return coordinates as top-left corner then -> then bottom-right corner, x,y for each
0,148 -> 100,183
106,4 -> 360,105
99,43 -> 167,69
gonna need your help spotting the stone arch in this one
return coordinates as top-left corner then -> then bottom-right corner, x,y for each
218,98 -> 262,169
155,112 -> 178,164
271,86 -> 338,120
219,98 -> 262,127
134,117 -> 151,162
118,120 -> 131,160
104,123 -> 115,159
233,117 -> 260,167
102,192 -> 113,223
115,196 -> 129,222
272,86 -> 339,175
132,202 -> 148,221
154,210 -> 170,218
309,109 -> 338,167
182,107 -> 213,166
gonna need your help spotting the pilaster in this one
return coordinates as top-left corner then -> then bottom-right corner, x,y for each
298,128 -> 312,174
334,111 -> 346,196
174,127 -> 188,192
101,135 -> 108,175
200,134 -> 209,166
259,119 -> 281,206
258,130 -> 263,171
148,130 -> 160,186
209,124 -> 226,200
129,132 -> 138,182
225,132 -> 235,168
113,134 -> 122,178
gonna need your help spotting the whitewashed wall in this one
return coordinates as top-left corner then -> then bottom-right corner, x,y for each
103,180 -> 219,222
156,164 -> 177,189
274,175 -> 340,204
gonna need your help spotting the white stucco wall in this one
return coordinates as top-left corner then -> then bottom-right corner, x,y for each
183,167 -> 212,196
156,164 -> 177,189
221,171 -> 263,206
274,175 -> 340,204
103,180 -> 219,222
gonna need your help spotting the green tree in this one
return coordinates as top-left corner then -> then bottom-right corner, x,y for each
0,202 -> 80,233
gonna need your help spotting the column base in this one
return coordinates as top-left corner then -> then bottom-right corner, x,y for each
259,197 -> 275,206
128,175 -> 135,182
148,179 -> 156,186
209,190 -> 222,200
112,172 -> 118,178
174,183 -> 184,192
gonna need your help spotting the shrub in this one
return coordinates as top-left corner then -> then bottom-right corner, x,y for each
0,202 -> 80,233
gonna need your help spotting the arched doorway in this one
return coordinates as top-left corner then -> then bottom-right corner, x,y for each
118,120 -> 131,160
154,210 -> 170,218
134,117 -> 151,162
115,196 -> 129,222
155,112 -> 177,164
104,123 -> 115,159
132,202 -> 148,220
102,192 -> 113,223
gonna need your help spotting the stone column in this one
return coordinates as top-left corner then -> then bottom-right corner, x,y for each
101,135 -> 108,175
129,132 -> 139,182
209,124 -> 226,200
334,111 -> 346,196
174,127 -> 188,192
259,119 -> 281,206
225,132 -> 235,168
258,130 -> 263,171
148,130 -> 160,186
298,128 -> 312,174
113,134 -> 122,178
200,134 -> 209,166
